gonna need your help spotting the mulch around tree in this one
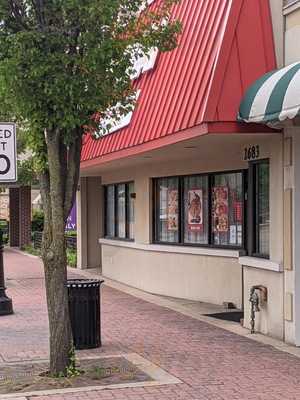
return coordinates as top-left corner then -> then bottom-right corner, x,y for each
0,356 -> 153,394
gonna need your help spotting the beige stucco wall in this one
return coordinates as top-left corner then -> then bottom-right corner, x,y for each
92,134 -> 283,313
285,6 -> 300,64
102,245 -> 242,306
78,132 -> 285,339
243,267 -> 284,339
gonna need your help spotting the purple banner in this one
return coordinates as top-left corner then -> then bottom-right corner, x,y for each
66,204 -> 77,231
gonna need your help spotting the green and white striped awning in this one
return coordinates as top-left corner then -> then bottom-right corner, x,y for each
238,62 -> 300,126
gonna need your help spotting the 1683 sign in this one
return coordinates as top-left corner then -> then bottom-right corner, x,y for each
243,145 -> 260,161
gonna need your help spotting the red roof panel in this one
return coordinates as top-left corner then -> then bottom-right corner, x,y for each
81,0 -> 276,165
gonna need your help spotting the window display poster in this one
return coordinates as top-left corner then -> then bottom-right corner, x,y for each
213,186 -> 229,233
234,201 -> 242,223
167,189 -> 179,231
188,189 -> 203,232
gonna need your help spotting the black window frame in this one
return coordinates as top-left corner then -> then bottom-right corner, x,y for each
104,181 -> 135,241
153,170 -> 247,250
247,159 -> 270,259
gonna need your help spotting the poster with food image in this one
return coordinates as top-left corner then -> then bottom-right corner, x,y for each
167,189 -> 179,231
213,186 -> 229,233
188,189 -> 203,232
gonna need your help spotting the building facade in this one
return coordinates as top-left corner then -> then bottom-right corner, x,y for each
78,0 -> 300,345
283,0 -> 300,348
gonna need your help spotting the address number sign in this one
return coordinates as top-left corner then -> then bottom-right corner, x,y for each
243,145 -> 260,162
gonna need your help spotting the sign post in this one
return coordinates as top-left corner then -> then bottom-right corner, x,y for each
0,230 -> 12,315
0,123 -> 16,316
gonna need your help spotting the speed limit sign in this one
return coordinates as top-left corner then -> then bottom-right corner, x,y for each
0,123 -> 17,183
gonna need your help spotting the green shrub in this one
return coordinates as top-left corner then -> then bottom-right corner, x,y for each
22,244 -> 41,257
0,219 -> 9,243
32,209 -> 44,232
65,230 -> 77,237
0,219 -> 8,229
2,233 -> 8,244
67,249 -> 77,268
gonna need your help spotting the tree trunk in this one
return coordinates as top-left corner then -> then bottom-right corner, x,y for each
39,130 -> 76,376
43,240 -> 73,375
41,196 -> 73,375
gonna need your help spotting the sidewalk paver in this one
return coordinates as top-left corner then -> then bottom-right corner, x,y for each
1,248 -> 300,399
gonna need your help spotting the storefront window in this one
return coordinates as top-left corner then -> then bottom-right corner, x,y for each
212,172 -> 243,247
156,177 -> 179,243
117,184 -> 126,238
104,182 -> 135,240
184,175 -> 208,244
247,160 -> 270,259
128,182 -> 135,240
106,185 -> 115,237
154,171 -> 245,248
255,161 -> 270,257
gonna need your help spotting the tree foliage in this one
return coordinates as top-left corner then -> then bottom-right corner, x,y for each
0,0 -> 180,151
17,157 -> 39,186
0,0 -> 180,375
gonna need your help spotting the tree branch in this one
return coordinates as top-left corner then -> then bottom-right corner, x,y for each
30,0 -> 46,31
64,129 -> 82,221
39,168 -> 53,256
46,128 -> 65,238
7,0 -> 28,31
59,137 -> 68,206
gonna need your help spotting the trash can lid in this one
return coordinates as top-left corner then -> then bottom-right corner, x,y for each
66,279 -> 104,288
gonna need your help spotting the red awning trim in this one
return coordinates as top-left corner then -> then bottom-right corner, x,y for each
81,121 -> 278,170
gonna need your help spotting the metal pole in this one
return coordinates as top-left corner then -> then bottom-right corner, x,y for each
0,229 -> 13,315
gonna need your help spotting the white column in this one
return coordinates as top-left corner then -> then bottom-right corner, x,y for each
293,129 -> 300,345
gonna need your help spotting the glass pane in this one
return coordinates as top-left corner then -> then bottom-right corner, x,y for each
128,182 -> 135,240
257,162 -> 270,256
212,172 -> 243,247
117,184 -> 126,238
184,175 -> 208,244
106,185 -> 115,237
157,177 -> 179,243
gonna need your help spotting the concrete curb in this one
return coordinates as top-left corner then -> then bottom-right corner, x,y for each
0,353 -> 182,399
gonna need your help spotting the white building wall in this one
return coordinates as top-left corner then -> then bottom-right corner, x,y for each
285,5 -> 300,64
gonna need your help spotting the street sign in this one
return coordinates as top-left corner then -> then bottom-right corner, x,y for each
0,123 -> 17,183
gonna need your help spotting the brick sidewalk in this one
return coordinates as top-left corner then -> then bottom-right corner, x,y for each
2,248 -> 300,399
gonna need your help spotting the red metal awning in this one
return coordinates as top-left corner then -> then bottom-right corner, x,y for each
81,0 -> 276,168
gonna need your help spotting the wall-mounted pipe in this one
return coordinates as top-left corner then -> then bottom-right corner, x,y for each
249,285 -> 267,334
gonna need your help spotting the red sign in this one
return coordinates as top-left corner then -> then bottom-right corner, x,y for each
188,189 -> 203,232
213,186 -> 229,233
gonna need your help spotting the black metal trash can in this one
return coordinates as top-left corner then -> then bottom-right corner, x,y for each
67,279 -> 104,350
